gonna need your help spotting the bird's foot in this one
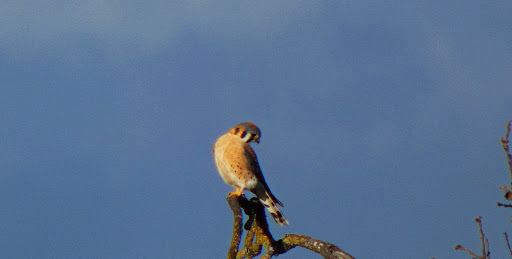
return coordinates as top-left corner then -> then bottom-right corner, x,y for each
227,189 -> 244,198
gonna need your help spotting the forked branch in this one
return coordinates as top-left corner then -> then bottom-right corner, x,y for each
227,195 -> 354,259
454,216 -> 490,259
499,121 -> 512,204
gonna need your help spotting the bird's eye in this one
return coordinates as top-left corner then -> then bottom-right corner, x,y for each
246,132 -> 256,143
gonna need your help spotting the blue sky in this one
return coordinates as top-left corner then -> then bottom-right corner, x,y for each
1,1 -> 511,258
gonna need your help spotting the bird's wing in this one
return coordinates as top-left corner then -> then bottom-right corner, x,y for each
244,145 -> 284,207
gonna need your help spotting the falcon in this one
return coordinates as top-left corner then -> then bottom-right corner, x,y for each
213,122 -> 289,226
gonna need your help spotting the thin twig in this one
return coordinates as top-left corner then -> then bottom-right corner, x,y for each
455,216 -> 490,259
475,216 -> 490,258
454,244 -> 481,258
497,202 -> 512,208
485,237 -> 490,259
500,121 -> 512,188
504,232 -> 512,257
499,186 -> 512,201
475,217 -> 487,258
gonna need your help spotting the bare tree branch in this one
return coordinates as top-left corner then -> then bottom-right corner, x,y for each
504,232 -> 512,257
475,216 -> 490,259
499,186 -> 512,201
455,244 -> 481,258
455,216 -> 490,259
500,121 -> 512,188
227,195 -> 355,259
227,196 -> 244,259
498,121 -> 512,205
497,202 -> 512,208
280,234 -> 355,259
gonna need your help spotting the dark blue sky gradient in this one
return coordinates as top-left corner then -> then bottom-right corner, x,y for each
1,1 -> 511,258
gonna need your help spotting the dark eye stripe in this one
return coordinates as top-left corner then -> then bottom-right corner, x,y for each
240,130 -> 247,139
234,127 -> 240,134
246,133 -> 255,143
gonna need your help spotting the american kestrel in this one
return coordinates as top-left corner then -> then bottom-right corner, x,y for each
213,122 -> 289,226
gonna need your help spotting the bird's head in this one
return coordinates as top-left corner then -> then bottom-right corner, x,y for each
229,122 -> 261,144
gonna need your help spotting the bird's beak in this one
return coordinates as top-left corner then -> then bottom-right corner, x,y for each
255,139 -> 260,144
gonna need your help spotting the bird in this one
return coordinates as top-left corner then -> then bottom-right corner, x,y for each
213,122 -> 289,226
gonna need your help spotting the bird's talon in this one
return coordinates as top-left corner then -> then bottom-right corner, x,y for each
227,191 -> 241,197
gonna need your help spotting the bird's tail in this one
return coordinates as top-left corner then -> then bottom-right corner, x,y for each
258,193 -> 289,227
